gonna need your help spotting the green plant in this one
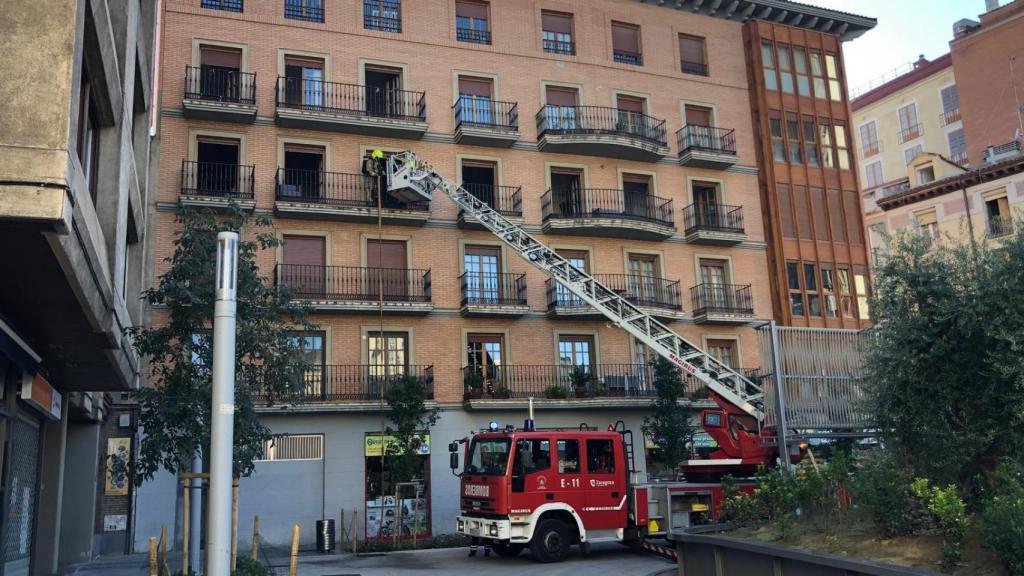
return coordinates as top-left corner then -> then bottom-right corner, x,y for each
982,493 -> 1024,575
721,491 -> 761,528
926,483 -> 967,572
755,465 -> 799,536
567,366 -> 597,396
464,369 -> 484,393
852,450 -> 929,536
385,374 -> 440,483
643,357 -> 696,475
543,385 -> 568,399
232,557 -> 268,576
128,205 -> 315,484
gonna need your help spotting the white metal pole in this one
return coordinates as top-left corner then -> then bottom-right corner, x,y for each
189,455 -> 203,575
207,231 -> 239,575
768,320 -> 793,473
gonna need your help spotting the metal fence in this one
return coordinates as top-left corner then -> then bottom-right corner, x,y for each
757,325 -> 869,430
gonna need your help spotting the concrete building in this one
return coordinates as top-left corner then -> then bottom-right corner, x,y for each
852,0 -> 1024,252
0,0 -> 157,573
135,0 -> 873,550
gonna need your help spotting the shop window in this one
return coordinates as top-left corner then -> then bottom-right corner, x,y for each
365,434 -> 430,539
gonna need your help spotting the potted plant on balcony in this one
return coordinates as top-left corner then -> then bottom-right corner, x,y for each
543,384 -> 568,399
464,368 -> 485,399
568,366 -> 598,398
488,381 -> 512,399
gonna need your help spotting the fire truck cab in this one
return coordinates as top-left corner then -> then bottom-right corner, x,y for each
452,424 -> 653,562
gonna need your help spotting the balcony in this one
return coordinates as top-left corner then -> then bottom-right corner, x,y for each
682,203 -> 746,245
275,264 -> 432,314
682,61 -> 709,77
613,50 -> 643,66
463,364 -> 661,409
677,125 -> 738,169
457,184 -> 522,228
536,105 -> 669,162
453,98 -> 519,147
545,279 -> 603,319
363,0 -> 401,32
202,0 -> 242,12
274,168 -> 429,225
541,188 -> 675,240
940,108 -> 961,126
180,160 -> 255,209
274,78 -> 427,139
182,65 -> 257,123
987,215 -> 1014,239
542,39 -> 575,56
690,283 -> 755,324
898,123 -> 923,144
457,27 -> 491,45
544,275 -> 681,319
459,272 -> 529,317
284,1 -> 324,22
256,364 -> 434,410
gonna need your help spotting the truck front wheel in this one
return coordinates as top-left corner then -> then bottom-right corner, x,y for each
530,519 -> 570,563
492,541 -> 524,558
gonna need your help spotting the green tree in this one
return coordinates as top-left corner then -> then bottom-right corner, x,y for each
644,356 -> 697,476
128,206 -> 315,483
865,225 -> 1024,489
384,374 -> 440,483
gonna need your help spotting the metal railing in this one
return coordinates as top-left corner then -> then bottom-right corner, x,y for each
463,364 -> 658,399
457,27 -> 491,44
594,274 -> 681,310
541,188 -> 674,227
184,65 -> 256,105
879,180 -> 911,199
940,107 -> 961,126
259,364 -> 434,402
542,38 -> 575,55
681,202 -> 745,235
614,50 -> 643,65
459,272 -> 527,307
950,151 -> 969,166
275,264 -> 431,303
275,77 -> 426,121
537,105 -> 668,146
460,184 -> 522,217
284,1 -> 324,22
690,283 -> 754,316
274,168 -> 429,210
363,0 -> 401,32
181,160 -> 255,198
453,97 -> 518,131
859,141 -> 881,158
201,0 -> 242,12
987,215 -> 1014,238
897,123 -> 922,143
681,60 -> 709,76
677,124 -> 736,156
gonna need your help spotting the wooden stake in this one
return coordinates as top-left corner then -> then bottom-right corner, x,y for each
351,509 -> 358,554
251,515 -> 260,561
148,537 -> 157,576
289,523 -> 301,576
182,478 -> 191,575
231,479 -> 239,571
159,524 -> 169,576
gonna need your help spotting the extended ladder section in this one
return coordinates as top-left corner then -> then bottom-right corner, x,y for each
385,152 -> 766,421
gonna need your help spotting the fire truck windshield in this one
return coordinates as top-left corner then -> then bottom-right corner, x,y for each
466,438 -> 511,475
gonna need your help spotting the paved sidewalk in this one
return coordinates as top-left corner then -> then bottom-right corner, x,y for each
66,542 -> 673,576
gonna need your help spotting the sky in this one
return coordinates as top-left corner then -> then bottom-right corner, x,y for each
811,0 -> 989,94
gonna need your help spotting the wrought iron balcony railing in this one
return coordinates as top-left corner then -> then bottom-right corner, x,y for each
681,60 -> 709,76
258,364 -> 434,402
275,264 -> 431,303
202,0 -> 242,12
275,77 -> 426,121
463,364 -> 657,399
898,123 -> 922,144
460,272 -> 527,307
181,160 -> 255,198
184,65 -> 256,105
677,124 -> 737,156
363,0 -> 401,32
460,183 -> 522,217
987,215 -> 1014,239
541,188 -> 674,227
274,168 -> 429,210
284,1 -> 324,22
940,108 -> 961,126
536,105 -> 667,146
681,202 -> 745,235
593,274 -> 681,310
613,50 -> 643,65
453,97 -> 518,131
457,27 -> 491,44
542,38 -> 575,55
690,283 -> 754,316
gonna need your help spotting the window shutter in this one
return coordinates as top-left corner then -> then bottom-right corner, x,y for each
611,23 -> 639,53
679,35 -> 705,64
685,106 -> 712,127
200,46 -> 242,68
458,77 -> 493,97
616,95 -> 644,113
545,86 -> 577,106
456,0 -> 488,19
283,236 -> 326,267
542,11 -> 572,33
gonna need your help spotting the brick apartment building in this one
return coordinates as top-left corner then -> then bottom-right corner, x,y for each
133,0 -> 874,549
0,0 -> 157,572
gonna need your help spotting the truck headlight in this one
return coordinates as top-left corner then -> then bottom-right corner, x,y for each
489,524 -> 499,537
458,519 -> 465,532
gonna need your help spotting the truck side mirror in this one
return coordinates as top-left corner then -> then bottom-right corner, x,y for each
448,442 -> 458,453
450,451 -> 459,472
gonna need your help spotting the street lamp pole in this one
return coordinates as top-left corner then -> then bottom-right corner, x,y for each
207,231 -> 239,575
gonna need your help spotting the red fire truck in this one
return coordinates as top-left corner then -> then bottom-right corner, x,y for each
449,413 -> 788,562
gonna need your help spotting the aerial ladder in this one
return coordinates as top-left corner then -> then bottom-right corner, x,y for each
382,151 -> 789,473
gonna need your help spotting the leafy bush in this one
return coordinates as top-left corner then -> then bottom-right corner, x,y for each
542,385 -> 567,399
755,466 -> 799,535
232,557 -> 268,576
922,481 -> 967,571
853,451 -> 930,536
982,493 -> 1024,575
721,491 -> 761,527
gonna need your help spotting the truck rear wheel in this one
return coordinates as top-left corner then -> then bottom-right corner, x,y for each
530,519 -> 570,563
492,541 -> 524,558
